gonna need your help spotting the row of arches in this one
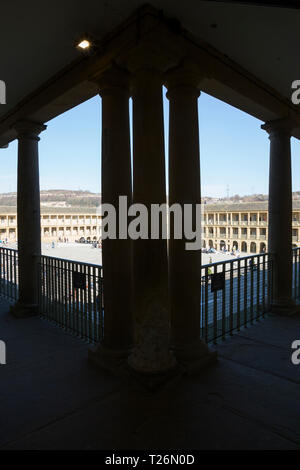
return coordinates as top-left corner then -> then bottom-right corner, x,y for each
203,239 -> 267,254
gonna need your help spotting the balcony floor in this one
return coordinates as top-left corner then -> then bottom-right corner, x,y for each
0,297 -> 300,450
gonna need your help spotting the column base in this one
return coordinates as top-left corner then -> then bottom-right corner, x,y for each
127,362 -> 182,391
127,338 -> 177,374
89,343 -> 180,390
88,343 -> 130,374
174,340 -> 218,375
9,301 -> 39,319
270,299 -> 300,316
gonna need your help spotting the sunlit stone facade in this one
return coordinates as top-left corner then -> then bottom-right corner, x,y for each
0,207 -> 102,243
202,201 -> 300,254
1,202 -> 299,251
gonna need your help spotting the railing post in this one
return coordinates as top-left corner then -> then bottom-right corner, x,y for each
297,248 -> 300,298
237,259 -> 241,331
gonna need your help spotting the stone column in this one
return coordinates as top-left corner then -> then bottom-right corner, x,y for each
262,118 -> 298,313
166,64 -> 217,372
88,66 -> 133,370
11,120 -> 46,317
128,60 -> 176,374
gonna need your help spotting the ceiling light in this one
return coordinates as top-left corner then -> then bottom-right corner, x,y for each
77,39 -> 92,50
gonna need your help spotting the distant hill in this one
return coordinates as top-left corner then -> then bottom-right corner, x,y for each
202,194 -> 268,204
0,189 -> 299,208
203,191 -> 300,205
0,190 -> 101,208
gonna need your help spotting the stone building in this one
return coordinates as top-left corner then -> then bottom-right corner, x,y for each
202,201 -> 300,254
0,207 -> 102,243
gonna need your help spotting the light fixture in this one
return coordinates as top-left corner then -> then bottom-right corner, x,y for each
75,34 -> 98,53
77,39 -> 92,50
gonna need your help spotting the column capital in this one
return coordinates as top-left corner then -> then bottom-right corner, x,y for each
165,60 -> 204,98
13,120 -> 46,141
92,65 -> 131,97
125,41 -> 175,76
261,117 -> 295,139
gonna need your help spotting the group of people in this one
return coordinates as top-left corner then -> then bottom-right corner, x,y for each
58,237 -> 69,243
219,246 -> 241,257
92,241 -> 102,249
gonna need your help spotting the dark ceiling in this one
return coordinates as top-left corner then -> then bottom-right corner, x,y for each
0,0 -> 299,121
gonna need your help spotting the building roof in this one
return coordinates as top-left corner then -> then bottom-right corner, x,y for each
204,200 -> 300,212
1,201 -> 300,215
0,206 -> 99,215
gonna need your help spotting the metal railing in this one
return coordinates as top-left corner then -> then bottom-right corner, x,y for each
0,247 -> 274,346
200,253 -> 272,343
0,247 -> 18,300
292,247 -> 300,300
37,255 -> 104,343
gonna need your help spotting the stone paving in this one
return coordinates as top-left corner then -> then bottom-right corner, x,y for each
5,241 -> 239,266
0,296 -> 300,449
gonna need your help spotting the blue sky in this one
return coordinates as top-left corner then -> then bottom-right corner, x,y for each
1,90 -> 300,198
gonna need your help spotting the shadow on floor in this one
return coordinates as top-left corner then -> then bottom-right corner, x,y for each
0,297 -> 300,450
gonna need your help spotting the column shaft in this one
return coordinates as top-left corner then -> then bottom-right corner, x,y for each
15,121 -> 45,314
129,67 -> 174,372
168,84 -> 201,349
89,67 -> 133,363
166,64 -> 217,370
100,76 -> 133,351
261,118 -> 300,313
263,120 -> 293,307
